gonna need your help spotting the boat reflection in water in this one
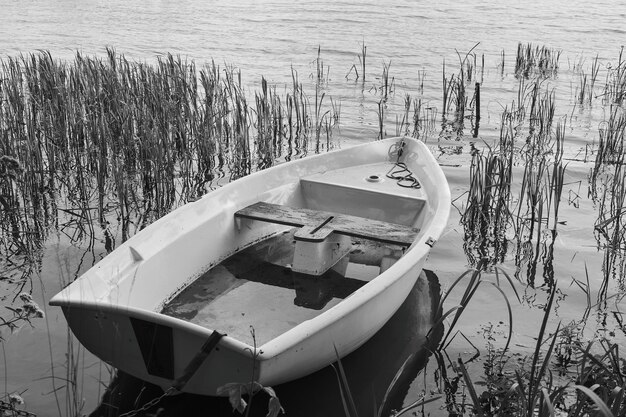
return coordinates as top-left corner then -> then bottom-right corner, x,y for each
90,269 -> 442,417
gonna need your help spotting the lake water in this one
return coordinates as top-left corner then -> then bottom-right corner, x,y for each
1,0 -> 626,415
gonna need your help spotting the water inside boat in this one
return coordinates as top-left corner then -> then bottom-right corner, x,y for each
161,228 -> 405,346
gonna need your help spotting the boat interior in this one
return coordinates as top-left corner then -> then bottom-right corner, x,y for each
161,161 -> 429,346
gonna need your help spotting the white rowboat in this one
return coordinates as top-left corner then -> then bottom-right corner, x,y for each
49,137 -> 450,396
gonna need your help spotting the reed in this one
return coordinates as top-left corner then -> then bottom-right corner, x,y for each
395,95 -> 411,138
314,46 -> 330,86
441,68 -> 467,135
441,47 -> 482,138
577,54 -> 600,105
591,106 -> 626,174
589,106 -> 626,298
462,51 -> 484,85
459,81 -> 572,272
511,83 -> 566,286
360,41 -> 367,81
602,46 -> 626,106
393,94 -> 437,141
285,67 -> 311,159
515,43 -> 562,79
459,78 -> 566,286
376,99 -> 386,140
442,59 -> 467,120
0,49 -> 339,253
312,56 -> 339,153
332,347 -> 359,417
461,135 -> 513,268
255,77 -> 278,170
380,61 -> 395,101
345,41 -> 367,82
527,82 -> 556,138
416,68 -> 426,96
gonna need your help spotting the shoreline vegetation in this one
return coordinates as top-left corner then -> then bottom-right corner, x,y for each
1,43 -> 625,416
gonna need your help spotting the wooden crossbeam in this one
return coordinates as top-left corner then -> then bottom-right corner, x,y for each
235,202 -> 419,247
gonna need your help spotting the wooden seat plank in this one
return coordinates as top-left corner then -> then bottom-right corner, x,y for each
235,202 -> 420,247
235,201 -> 328,228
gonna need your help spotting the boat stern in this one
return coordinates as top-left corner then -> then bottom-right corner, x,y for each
57,303 -> 262,396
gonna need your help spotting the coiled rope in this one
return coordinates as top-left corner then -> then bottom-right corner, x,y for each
387,139 -> 421,189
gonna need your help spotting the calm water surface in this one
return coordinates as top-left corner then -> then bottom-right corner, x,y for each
1,0 -> 626,415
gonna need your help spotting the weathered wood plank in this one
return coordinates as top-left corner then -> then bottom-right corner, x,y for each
235,201 -> 328,228
235,201 -> 420,246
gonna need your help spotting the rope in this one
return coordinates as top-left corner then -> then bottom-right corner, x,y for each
119,331 -> 225,417
172,331 -> 224,391
387,139 -> 421,189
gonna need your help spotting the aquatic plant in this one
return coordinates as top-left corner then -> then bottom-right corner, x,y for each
380,61 -> 395,101
331,346 -> 360,417
589,106 -> 626,299
473,82 -> 481,138
440,45 -> 482,139
217,329 -> 284,417
461,77 -> 563,278
346,41 -> 367,82
426,267 -> 625,417
407,266 -> 519,416
461,134 -> 513,268
377,99 -> 386,140
441,59 -> 467,122
416,69 -> 426,96
0,49 -> 339,252
0,294 -> 45,416
313,46 -> 330,86
602,46 -> 626,106
515,43 -> 562,79
313,72 -> 338,152
462,311 -> 625,416
591,106 -> 626,176
0,293 -> 44,341
577,54 -> 601,105
394,92 -> 437,141
458,73 -> 566,285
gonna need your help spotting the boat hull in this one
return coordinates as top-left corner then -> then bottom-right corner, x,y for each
58,256 -> 424,394
50,137 -> 451,396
